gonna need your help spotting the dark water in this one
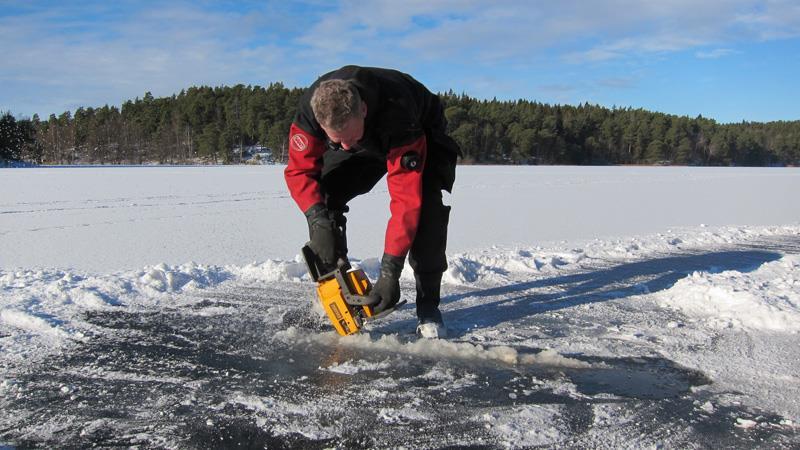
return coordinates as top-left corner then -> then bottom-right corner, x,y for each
1,284 -> 797,449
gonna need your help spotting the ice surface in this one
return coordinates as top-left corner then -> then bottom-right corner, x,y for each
2,166 -> 798,272
2,165 -> 800,448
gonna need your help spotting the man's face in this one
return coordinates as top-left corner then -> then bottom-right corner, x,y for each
321,102 -> 367,151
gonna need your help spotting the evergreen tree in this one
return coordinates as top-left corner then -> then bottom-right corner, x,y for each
198,123 -> 220,162
645,140 -> 669,164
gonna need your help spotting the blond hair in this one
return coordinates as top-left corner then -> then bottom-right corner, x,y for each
310,79 -> 363,131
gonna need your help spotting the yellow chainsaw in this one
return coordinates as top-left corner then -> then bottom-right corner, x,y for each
302,244 -> 406,336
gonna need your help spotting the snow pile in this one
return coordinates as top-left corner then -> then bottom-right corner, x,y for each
442,248 -> 587,285
0,259 -> 309,354
136,262 -> 232,293
0,269 -> 123,360
236,258 -> 310,283
0,308 -> 72,339
0,263 -> 232,365
657,254 -> 800,332
442,225 -> 800,286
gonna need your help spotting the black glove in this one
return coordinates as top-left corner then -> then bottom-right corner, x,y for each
305,203 -> 338,270
368,253 -> 405,314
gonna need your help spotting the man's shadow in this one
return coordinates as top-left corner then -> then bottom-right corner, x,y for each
439,248 -> 783,336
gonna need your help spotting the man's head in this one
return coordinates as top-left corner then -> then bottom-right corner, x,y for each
310,79 -> 367,150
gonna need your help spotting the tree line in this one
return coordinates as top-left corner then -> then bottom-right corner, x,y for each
443,93 -> 799,166
2,84 -> 799,166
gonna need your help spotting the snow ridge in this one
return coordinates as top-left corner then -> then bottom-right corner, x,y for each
657,254 -> 800,332
3,224 -> 797,369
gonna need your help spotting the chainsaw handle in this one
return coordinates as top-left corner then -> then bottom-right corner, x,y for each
332,269 -> 375,305
343,293 -> 374,306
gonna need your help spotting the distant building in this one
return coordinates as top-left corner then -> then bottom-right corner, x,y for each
240,145 -> 275,165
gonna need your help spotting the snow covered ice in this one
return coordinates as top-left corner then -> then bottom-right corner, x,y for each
1,165 -> 800,448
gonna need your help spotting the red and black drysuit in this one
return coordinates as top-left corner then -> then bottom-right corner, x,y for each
284,65 -> 460,320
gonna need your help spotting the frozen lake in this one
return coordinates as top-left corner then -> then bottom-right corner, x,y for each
1,165 -> 799,448
2,165 -> 798,271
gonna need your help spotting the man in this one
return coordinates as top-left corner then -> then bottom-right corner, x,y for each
284,65 -> 460,338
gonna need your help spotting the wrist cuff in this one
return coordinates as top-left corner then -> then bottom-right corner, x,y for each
304,203 -> 327,219
381,253 -> 405,278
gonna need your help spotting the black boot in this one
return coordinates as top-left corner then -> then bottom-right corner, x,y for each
415,272 -> 447,338
415,271 -> 443,321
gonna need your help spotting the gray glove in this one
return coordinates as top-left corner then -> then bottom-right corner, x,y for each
368,253 -> 405,314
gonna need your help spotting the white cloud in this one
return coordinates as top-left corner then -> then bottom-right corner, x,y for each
298,0 -> 799,65
695,48 -> 737,59
0,3 -> 301,116
734,0 -> 800,40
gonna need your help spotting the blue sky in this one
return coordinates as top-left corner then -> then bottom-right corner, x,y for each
1,0 -> 799,123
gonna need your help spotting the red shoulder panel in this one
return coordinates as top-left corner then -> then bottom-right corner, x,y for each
284,123 -> 326,212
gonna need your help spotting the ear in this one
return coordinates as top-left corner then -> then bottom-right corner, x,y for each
360,101 -> 368,118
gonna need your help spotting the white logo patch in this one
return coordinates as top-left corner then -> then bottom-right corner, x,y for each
291,134 -> 309,152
